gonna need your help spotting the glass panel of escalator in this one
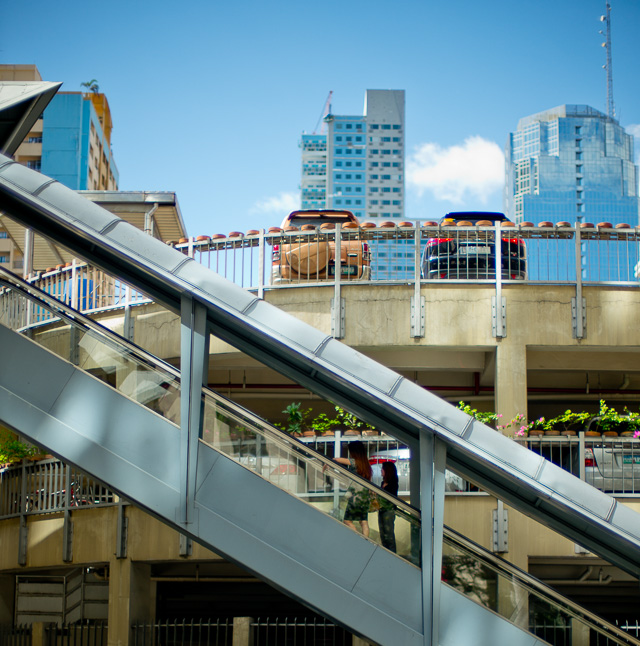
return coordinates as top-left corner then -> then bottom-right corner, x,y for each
201,392 -> 421,566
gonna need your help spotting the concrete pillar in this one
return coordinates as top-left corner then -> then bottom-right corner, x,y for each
232,617 -> 254,646
495,342 -> 528,437
108,559 -> 153,646
0,575 -> 14,624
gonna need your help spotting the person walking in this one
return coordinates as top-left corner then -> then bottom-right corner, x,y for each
378,461 -> 398,552
333,440 -> 372,538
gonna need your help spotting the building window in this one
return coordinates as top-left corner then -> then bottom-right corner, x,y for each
382,125 -> 391,130
355,162 -> 362,167
576,177 -> 582,187
356,124 -> 362,130
577,203 -> 585,212
0,232 -> 7,239
576,151 -> 582,160
381,174 -> 390,180
576,164 -> 583,174
336,124 -> 343,129
370,125 -> 379,129
346,124 -> 353,129
27,136 -> 43,143
575,126 -> 582,135
346,162 -> 352,167
0,255 -> 7,263
26,160 -> 41,171
576,139 -> 582,149
576,190 -> 583,199
336,162 -> 342,167
393,125 -> 401,130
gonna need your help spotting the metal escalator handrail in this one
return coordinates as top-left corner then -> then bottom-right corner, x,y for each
443,525 -> 640,645
0,266 -> 420,522
0,266 -> 182,380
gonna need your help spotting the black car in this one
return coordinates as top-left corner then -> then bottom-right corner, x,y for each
421,212 -> 527,280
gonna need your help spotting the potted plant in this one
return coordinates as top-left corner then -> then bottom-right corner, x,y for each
281,402 -> 311,437
334,406 -> 364,436
589,400 -> 623,437
522,417 -> 549,437
619,407 -> 640,437
549,409 -> 590,437
310,412 -> 340,437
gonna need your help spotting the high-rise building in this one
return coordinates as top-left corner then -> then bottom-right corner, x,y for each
0,65 -> 119,191
504,104 -> 638,227
300,90 -> 405,221
0,65 -> 119,274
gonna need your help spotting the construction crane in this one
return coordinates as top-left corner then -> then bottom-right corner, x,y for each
313,91 -> 333,134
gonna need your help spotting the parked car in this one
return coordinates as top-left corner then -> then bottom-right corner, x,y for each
421,211 -> 527,280
271,209 -> 371,284
369,447 -> 465,493
583,417 -> 640,493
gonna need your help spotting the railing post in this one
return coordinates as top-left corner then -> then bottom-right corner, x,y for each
573,224 -> 586,339
70,260 -> 78,311
18,460 -> 28,566
492,222 -> 506,338
257,229 -> 265,299
578,431 -> 586,482
331,225 -> 344,339
411,225 -> 425,338
62,464 -> 73,562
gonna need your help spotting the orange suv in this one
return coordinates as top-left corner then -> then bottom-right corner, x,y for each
271,210 -> 371,284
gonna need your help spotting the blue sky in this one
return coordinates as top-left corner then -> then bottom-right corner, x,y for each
2,0 -> 639,236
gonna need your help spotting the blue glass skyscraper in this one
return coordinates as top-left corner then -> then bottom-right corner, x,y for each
505,105 -> 638,227
504,105 -> 639,281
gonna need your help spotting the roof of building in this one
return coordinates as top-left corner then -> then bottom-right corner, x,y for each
0,191 -> 187,272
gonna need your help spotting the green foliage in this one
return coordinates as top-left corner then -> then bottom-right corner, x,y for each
0,431 -> 39,464
551,409 -> 590,432
310,412 -> 339,435
457,402 -> 502,427
334,406 -> 375,432
281,402 -> 311,435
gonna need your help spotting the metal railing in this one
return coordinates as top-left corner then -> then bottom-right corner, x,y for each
12,223 -> 639,322
0,625 -> 31,646
0,460 -> 117,520
131,619 -> 232,646
517,433 -> 640,496
45,623 -> 107,646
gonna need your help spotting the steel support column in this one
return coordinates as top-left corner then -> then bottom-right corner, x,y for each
420,432 -> 446,646
177,296 -> 209,529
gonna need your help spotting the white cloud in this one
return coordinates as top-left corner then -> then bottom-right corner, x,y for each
250,191 -> 298,216
406,136 -> 504,205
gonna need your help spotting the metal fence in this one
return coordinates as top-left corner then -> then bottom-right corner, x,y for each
45,623 -> 107,646
517,434 -> 640,496
0,625 -> 31,646
12,224 -> 640,319
131,618 -> 349,646
0,460 -> 117,519
174,222 -> 640,290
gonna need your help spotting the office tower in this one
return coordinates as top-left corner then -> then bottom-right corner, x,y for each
0,65 -> 119,273
300,90 -> 405,221
0,65 -> 118,191
300,90 -> 406,279
505,104 -> 638,227
505,105 -> 639,281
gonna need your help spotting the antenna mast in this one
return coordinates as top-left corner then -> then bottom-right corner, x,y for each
600,2 -> 615,118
